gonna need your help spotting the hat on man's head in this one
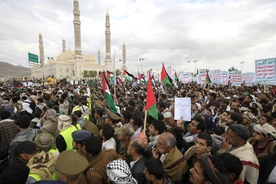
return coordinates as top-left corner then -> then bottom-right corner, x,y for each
94,100 -> 104,109
242,111 -> 258,124
55,150 -> 88,176
72,130 -> 92,142
163,111 -> 171,118
58,115 -> 71,122
224,96 -> 231,100
239,107 -> 250,112
34,132 -> 55,151
198,153 -> 231,184
251,102 -> 262,109
117,126 -> 134,137
45,109 -> 56,117
106,109 -> 121,121
254,123 -> 276,140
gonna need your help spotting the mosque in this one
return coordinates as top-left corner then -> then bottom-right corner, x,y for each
31,0 -> 127,79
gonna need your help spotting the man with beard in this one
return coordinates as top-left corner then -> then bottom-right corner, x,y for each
14,141 -> 57,183
226,112 -> 243,126
56,115 -> 78,152
72,130 -> 92,153
81,136 -> 118,184
218,124 -> 259,184
189,153 -> 231,184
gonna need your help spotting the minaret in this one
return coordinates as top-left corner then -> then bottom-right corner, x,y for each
98,50 -> 101,65
122,42 -> 126,70
38,32 -> 44,64
104,11 -> 112,71
73,0 -> 82,58
62,38 -> 66,52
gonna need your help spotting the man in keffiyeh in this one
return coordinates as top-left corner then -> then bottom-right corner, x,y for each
106,159 -> 137,184
189,153 -> 231,184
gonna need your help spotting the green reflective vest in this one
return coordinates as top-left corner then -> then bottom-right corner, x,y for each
59,126 -> 77,150
29,173 -> 41,181
75,123 -> 81,130
49,148 -> 59,155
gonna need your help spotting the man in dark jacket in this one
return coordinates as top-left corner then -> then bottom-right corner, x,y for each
127,139 -> 147,184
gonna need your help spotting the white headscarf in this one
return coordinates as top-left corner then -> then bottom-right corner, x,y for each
106,160 -> 137,184
254,123 -> 276,140
22,102 -> 33,114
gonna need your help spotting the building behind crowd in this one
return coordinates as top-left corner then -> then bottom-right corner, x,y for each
31,0 -> 127,80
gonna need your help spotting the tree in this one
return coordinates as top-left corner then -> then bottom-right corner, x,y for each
88,70 -> 97,77
83,70 -> 88,77
116,69 -> 121,76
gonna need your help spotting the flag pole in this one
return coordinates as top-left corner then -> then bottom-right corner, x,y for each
143,110 -> 148,135
113,50 -> 116,103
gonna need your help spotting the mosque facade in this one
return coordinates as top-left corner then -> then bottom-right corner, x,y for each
31,0 -> 127,79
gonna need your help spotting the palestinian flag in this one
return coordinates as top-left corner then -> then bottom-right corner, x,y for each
161,63 -> 173,88
138,73 -> 143,80
106,70 -> 114,80
228,76 -> 231,89
145,70 -> 158,120
16,83 -> 23,90
116,77 -> 122,86
138,73 -> 147,84
101,73 -> 117,113
122,70 -> 132,82
174,71 -> 179,82
206,69 -> 212,84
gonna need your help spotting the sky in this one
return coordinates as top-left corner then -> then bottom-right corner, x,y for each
0,0 -> 275,75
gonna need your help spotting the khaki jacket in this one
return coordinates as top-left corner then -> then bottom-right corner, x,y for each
86,149 -> 118,184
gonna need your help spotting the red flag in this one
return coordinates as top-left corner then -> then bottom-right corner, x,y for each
145,71 -> 158,120
161,63 -> 172,88
138,74 -> 143,81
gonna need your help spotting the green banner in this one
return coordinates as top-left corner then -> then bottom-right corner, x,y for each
28,52 -> 39,63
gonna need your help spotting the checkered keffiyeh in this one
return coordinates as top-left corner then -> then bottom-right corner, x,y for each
242,111 -> 258,124
106,160 -> 137,184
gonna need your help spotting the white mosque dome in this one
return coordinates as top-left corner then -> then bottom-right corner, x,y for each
57,50 -> 75,61
85,53 -> 96,62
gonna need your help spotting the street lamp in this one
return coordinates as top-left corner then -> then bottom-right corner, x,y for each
139,58 -> 144,74
240,61 -> 245,73
187,61 -> 191,72
193,60 -> 198,75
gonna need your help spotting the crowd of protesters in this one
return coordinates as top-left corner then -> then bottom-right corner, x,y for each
0,80 -> 276,184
